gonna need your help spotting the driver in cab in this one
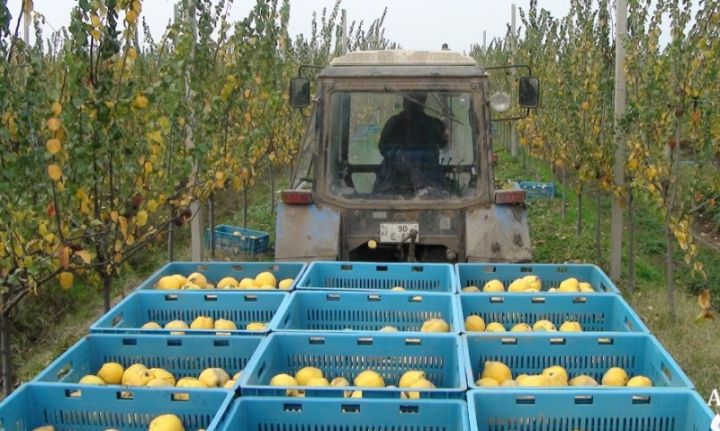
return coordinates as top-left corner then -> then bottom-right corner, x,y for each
372,92 -> 449,198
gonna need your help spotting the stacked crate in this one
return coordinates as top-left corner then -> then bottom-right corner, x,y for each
1,260 -> 715,431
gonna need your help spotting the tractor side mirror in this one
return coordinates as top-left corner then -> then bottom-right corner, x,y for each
289,77 -> 311,108
519,76 -> 540,109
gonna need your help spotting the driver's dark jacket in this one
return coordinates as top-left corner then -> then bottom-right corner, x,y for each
373,109 -> 448,194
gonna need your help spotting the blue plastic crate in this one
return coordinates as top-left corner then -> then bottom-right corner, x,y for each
240,333 -> 466,398
213,397 -> 470,431
275,291 -> 462,333
455,263 -> 620,294
137,261 -> 307,292
297,261 -> 457,293
90,291 -> 288,335
516,181 -> 555,199
35,334 -> 262,392
0,383 -> 231,431
204,224 -> 269,255
467,389 -> 714,431
463,334 -> 693,389
459,294 -> 649,333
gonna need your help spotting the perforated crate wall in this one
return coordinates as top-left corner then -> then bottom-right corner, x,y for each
240,333 -> 466,398
35,334 -> 262,392
464,334 -> 693,389
467,389 -> 713,431
0,383 -> 231,431
214,397 -> 470,431
455,263 -> 619,293
297,262 -> 457,293
275,291 -> 462,333
91,291 -> 288,335
459,294 -> 648,333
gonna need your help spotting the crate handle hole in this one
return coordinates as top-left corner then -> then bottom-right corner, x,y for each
166,338 -> 182,347
662,365 -> 672,380
171,393 -> 189,402
411,266 -> 424,272
515,396 -> 535,405
490,297 -> 504,304
111,314 -> 123,327
405,338 -> 422,346
556,267 -> 568,273
204,294 -> 218,302
341,404 -> 361,413
597,337 -> 614,345
483,266 -> 497,273
399,405 -> 419,414
164,294 -> 179,301
573,297 -> 587,304
550,338 -> 566,345
283,403 -> 302,412
197,265 -> 209,271
122,338 -> 138,346
367,295 -> 381,302
632,396 -> 651,404
309,337 -> 325,345
409,296 -> 422,303
326,294 -> 341,301
56,363 -> 72,380
376,265 -> 388,272
624,317 -> 634,330
232,265 -> 243,271
357,337 -> 374,346
213,339 -> 229,347
574,395 -> 594,405
501,337 -> 517,345
341,265 -> 353,271
244,295 -> 258,302
520,266 -> 532,273
64,388 -> 81,398
272,264 -> 280,271
117,390 -> 134,400
531,297 -> 546,304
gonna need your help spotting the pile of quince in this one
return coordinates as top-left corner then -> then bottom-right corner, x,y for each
465,315 -> 582,332
462,276 -> 595,293
77,361 -> 243,389
155,271 -> 293,290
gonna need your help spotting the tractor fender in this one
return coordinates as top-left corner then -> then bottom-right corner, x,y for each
274,202 -> 341,261
465,204 -> 532,262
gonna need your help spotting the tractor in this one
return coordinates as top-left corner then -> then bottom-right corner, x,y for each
275,50 -> 539,262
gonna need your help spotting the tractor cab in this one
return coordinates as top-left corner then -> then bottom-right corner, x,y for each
276,50 -> 539,262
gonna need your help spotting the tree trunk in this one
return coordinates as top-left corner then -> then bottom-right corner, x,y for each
102,273 -> 112,312
576,183 -> 584,235
0,308 -> 12,396
627,187 -> 636,292
595,187 -> 602,259
269,165 -> 276,218
665,220 -> 676,319
209,193 -> 216,259
561,167 -> 567,221
242,188 -> 248,228
167,207 -> 175,261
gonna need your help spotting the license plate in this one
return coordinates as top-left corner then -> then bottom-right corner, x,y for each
380,223 -> 420,243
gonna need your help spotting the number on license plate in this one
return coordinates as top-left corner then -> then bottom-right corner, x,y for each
379,223 -> 420,243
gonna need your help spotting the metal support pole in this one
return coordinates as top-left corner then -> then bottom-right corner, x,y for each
610,0 -> 627,281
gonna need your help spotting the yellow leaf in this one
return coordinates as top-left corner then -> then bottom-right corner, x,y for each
59,272 -> 73,290
47,164 -> 63,181
110,211 -> 119,223
90,14 -> 101,28
118,216 -> 128,238
51,102 -> 62,116
127,47 -> 138,61
134,94 -> 149,109
91,29 -> 101,41
126,9 -> 138,24
47,117 -> 61,132
146,199 -> 158,213
136,210 -> 148,227
46,138 -> 62,154
144,161 -> 153,173
75,250 -> 92,264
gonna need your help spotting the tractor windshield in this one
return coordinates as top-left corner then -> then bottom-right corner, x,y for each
325,90 -> 480,201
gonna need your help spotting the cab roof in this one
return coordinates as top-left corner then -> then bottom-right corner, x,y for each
319,50 -> 487,79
